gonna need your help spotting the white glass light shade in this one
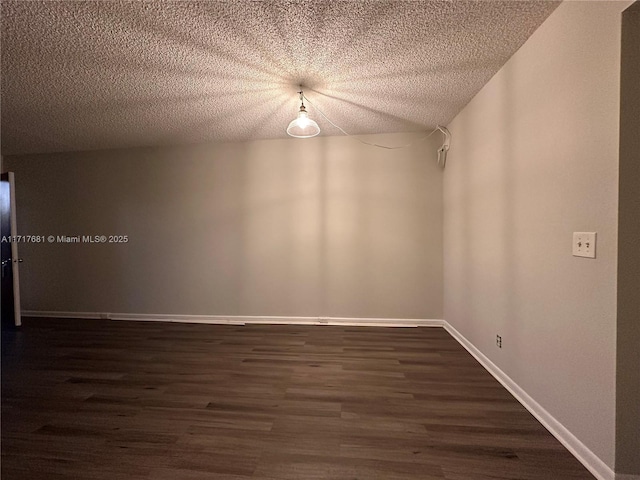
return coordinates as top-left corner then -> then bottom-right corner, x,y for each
286,107 -> 320,138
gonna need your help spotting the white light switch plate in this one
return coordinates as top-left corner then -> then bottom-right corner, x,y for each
573,232 -> 596,258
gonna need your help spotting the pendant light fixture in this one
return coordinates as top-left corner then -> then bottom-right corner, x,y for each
286,90 -> 320,138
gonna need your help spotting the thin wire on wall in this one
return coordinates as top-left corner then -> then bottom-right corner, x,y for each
301,93 -> 451,166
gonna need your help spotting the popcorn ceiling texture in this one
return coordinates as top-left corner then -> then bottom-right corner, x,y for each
1,1 -> 558,155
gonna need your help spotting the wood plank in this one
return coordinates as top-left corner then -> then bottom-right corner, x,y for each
1,318 -> 595,479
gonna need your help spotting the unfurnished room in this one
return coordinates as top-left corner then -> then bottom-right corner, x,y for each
1,1 -> 639,479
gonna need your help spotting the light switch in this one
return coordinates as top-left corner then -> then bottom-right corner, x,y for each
573,232 -> 596,258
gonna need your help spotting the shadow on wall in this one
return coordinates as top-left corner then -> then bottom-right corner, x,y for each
62,133 -> 443,318
616,2 -> 640,475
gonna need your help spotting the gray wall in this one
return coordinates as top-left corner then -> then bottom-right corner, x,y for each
443,1 -> 630,470
5,133 -> 443,319
616,2 -> 640,475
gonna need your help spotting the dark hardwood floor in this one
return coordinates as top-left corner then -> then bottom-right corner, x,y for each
1,318 -> 594,479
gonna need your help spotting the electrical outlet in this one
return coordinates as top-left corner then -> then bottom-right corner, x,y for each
496,335 -> 502,348
573,232 -> 596,258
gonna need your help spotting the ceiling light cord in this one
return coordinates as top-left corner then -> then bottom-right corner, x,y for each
301,93 -> 451,166
437,125 -> 451,168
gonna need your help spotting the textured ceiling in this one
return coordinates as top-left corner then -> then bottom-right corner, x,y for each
1,0 -> 558,155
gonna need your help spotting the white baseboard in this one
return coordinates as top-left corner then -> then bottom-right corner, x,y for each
20,310 -> 633,480
442,321 -> 618,480
21,310 -> 443,328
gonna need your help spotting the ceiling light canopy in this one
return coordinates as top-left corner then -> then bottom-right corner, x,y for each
286,91 -> 320,138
